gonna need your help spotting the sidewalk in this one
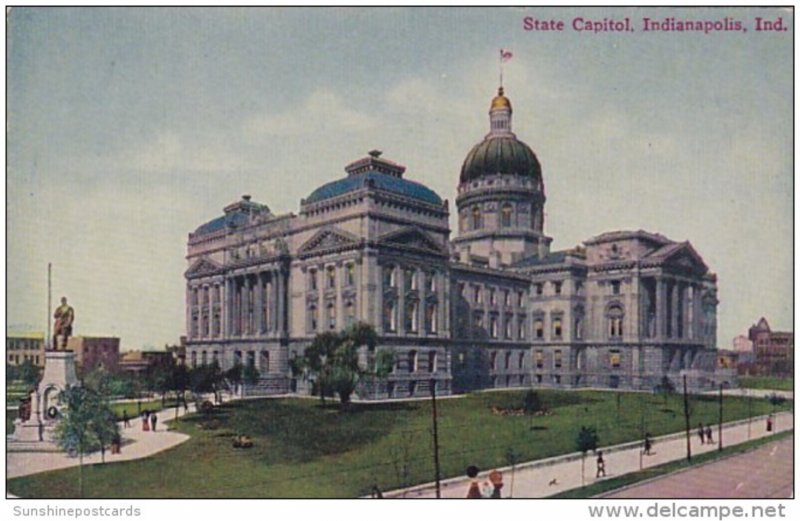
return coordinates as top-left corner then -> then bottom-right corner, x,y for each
7,403 -> 196,480
386,411 -> 793,498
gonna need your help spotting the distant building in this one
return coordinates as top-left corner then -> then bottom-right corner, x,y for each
68,336 -> 120,374
747,318 -> 793,376
119,350 -> 174,376
6,332 -> 45,367
732,334 -> 753,353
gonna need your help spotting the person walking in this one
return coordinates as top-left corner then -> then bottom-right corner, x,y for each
150,412 -> 158,432
766,414 -> 774,432
697,423 -> 706,445
466,466 -> 482,498
705,424 -> 713,445
643,433 -> 653,455
142,411 -> 150,432
596,450 -> 606,478
123,410 -> 131,428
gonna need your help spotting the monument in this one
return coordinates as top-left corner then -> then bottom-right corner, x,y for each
11,297 -> 79,444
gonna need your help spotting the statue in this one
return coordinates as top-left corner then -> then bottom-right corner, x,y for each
52,296 -> 75,351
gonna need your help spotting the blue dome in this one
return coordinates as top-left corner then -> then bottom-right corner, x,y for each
305,171 -> 443,206
193,212 -> 249,235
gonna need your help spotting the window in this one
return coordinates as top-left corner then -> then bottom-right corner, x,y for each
425,302 -> 438,333
535,350 -> 544,369
553,281 -> 562,295
213,351 -> 219,363
610,350 -> 621,368
504,352 -> 512,370
490,288 -> 496,305
384,301 -> 397,332
472,205 -> 482,229
405,301 -> 418,332
191,351 -> 197,367
575,281 -> 584,293
428,351 -> 437,373
327,266 -> 336,289
474,311 -> 484,328
309,305 -> 318,331
327,303 -> 337,329
409,350 -> 418,373
345,301 -> 356,326
405,268 -> 416,291
534,318 -> 544,339
608,304 -> 624,339
309,270 -> 318,291
503,290 -> 511,307
554,350 -> 563,369
518,291 -> 525,307
501,203 -> 513,228
490,315 -> 498,338
345,263 -> 355,286
574,317 -> 583,340
553,317 -> 563,338
535,283 -> 543,296
611,280 -> 621,295
505,315 -> 513,339
490,351 -> 498,370
260,351 -> 269,373
518,352 -> 525,369
201,351 -> 207,366
474,286 -> 482,304
518,315 -> 526,339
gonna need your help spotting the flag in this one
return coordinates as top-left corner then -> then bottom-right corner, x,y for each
500,49 -> 513,62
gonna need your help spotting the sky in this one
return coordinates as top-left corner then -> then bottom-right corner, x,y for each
5,6 -> 793,351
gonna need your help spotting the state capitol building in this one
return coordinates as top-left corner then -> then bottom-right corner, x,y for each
184,85 -> 730,398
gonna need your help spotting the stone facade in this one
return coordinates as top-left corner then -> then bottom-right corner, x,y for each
184,87 -> 729,398
6,332 -> 45,367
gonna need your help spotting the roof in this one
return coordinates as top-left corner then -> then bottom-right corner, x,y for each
512,250 -> 571,268
460,136 -> 541,184
305,170 -> 443,206
193,211 -> 250,236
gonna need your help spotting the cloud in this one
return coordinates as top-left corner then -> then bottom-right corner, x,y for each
244,90 -> 377,137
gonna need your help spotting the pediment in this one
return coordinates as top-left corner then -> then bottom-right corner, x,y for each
185,257 -> 223,278
660,243 -> 708,274
378,226 -> 447,256
298,227 -> 360,256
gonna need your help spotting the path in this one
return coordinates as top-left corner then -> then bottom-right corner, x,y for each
600,435 -> 793,498
387,411 -> 793,498
7,404 -> 196,480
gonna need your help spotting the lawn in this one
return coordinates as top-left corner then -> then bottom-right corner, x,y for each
6,389 -> 792,499
738,376 -> 793,392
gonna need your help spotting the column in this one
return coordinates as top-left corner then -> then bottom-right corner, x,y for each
255,272 -> 264,335
277,267 -> 286,335
693,284 -> 703,343
655,277 -> 666,340
670,280 -> 679,339
397,267 -> 406,334
186,283 -> 193,340
335,262 -> 343,331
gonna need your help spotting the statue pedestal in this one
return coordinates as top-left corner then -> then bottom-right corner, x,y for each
10,351 -> 79,444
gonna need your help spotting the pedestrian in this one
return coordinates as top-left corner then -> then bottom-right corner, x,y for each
596,450 -> 606,477
766,414 -> 773,432
150,412 -> 158,432
111,433 -> 122,454
488,469 -> 503,498
643,432 -> 653,455
123,410 -> 131,428
466,465 -> 482,498
705,425 -> 713,444
697,423 -> 705,445
142,411 -> 150,432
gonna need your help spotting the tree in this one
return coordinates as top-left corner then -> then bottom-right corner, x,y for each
190,361 -> 225,404
53,385 -> 119,497
145,363 -> 173,407
224,362 -> 244,396
523,390 -> 542,414
171,364 -> 191,420
17,359 -> 43,389
242,363 -> 260,391
297,322 -> 384,408
654,376 -> 676,405
575,426 -> 599,487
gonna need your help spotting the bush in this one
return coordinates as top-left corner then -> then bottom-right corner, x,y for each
524,390 -> 542,413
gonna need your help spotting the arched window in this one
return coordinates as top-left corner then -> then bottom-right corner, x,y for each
327,302 -> 336,330
384,301 -> 397,332
383,265 -> 396,288
405,301 -> 418,332
201,350 -> 207,366
501,203 -> 513,228
472,205 -> 482,229
309,305 -> 318,331
428,351 -> 438,373
504,351 -> 512,370
425,302 -> 438,333
607,304 -> 625,339
345,301 -> 355,326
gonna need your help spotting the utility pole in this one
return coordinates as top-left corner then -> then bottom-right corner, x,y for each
430,378 -> 442,498
718,384 -> 723,451
747,388 -> 752,440
639,393 -> 645,470
682,375 -> 691,462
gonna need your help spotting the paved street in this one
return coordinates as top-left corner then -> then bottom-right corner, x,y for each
7,404 -> 195,480
601,435 -> 793,499
388,410 -> 793,498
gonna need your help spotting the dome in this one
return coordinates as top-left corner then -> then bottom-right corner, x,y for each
305,171 -> 443,206
490,86 -> 512,111
460,136 -> 541,184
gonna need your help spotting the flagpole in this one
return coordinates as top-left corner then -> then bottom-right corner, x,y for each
47,263 -> 51,351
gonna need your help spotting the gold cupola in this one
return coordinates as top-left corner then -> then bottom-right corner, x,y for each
490,86 -> 512,112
